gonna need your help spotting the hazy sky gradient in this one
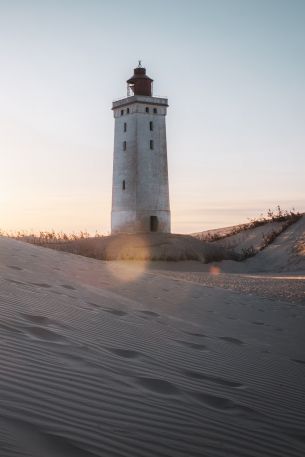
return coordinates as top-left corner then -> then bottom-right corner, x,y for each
0,0 -> 304,233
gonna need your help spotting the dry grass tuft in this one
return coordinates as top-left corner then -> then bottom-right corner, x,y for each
0,229 -> 105,244
194,206 -> 302,242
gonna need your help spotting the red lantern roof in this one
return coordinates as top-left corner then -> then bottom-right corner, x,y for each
127,63 -> 153,97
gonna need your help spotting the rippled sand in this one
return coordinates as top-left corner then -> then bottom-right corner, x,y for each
0,237 -> 305,456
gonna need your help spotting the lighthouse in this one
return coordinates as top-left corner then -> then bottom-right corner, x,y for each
111,63 -> 171,234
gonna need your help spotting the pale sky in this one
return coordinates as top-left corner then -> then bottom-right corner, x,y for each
0,0 -> 304,234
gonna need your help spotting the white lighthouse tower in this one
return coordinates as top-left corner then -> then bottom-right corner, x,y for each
111,63 -> 171,234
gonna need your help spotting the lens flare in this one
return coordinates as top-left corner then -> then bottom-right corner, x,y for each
104,234 -> 151,282
209,265 -> 221,275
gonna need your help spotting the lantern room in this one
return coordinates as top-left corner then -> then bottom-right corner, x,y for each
127,62 -> 153,97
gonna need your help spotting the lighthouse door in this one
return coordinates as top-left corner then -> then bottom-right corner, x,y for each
150,216 -> 158,232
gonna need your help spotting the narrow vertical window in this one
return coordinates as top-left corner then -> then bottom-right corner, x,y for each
122,180 -> 125,190
124,122 -> 127,132
127,108 -> 130,114
149,121 -> 153,131
153,108 -> 157,114
121,109 -> 124,116
150,140 -> 154,150
123,141 -> 127,151
145,107 -> 149,113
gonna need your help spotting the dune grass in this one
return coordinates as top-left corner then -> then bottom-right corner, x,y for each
1,207 -> 302,262
194,207 -> 302,242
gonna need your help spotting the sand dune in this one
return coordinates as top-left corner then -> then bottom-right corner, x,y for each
36,232 -> 237,262
24,217 -> 304,272
190,215 -> 305,273
245,215 -> 305,272
0,236 -> 305,456
211,221 -> 286,254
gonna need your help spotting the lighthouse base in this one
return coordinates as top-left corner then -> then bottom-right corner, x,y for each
111,210 -> 171,234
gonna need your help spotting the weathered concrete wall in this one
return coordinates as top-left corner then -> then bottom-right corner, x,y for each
111,95 -> 171,234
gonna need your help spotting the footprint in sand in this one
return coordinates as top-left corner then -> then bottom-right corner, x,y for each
30,282 -> 52,288
219,336 -> 244,346
106,348 -> 141,359
136,377 -> 179,395
20,313 -> 50,325
252,321 -> 265,326
182,370 -> 243,388
86,302 -> 100,309
174,340 -> 208,350
7,265 -> 23,271
25,326 -> 67,342
19,313 -> 68,329
61,284 -> 76,290
183,331 -> 207,338
102,308 -> 128,317
137,310 -> 160,319
291,359 -> 305,365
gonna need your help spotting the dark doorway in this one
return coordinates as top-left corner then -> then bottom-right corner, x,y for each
150,216 -> 158,232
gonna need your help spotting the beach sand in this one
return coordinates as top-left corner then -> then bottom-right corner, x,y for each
0,236 -> 304,456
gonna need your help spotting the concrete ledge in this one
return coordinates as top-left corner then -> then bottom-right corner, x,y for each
112,95 -> 168,110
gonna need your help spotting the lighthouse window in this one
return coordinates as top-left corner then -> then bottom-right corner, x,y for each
149,121 -> 153,131
121,109 -> 124,116
153,108 -> 157,114
145,107 -> 149,113
122,180 -> 125,190
150,140 -> 154,150
124,122 -> 127,132
123,141 -> 127,151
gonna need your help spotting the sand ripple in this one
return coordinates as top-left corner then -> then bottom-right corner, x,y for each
0,237 -> 305,456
